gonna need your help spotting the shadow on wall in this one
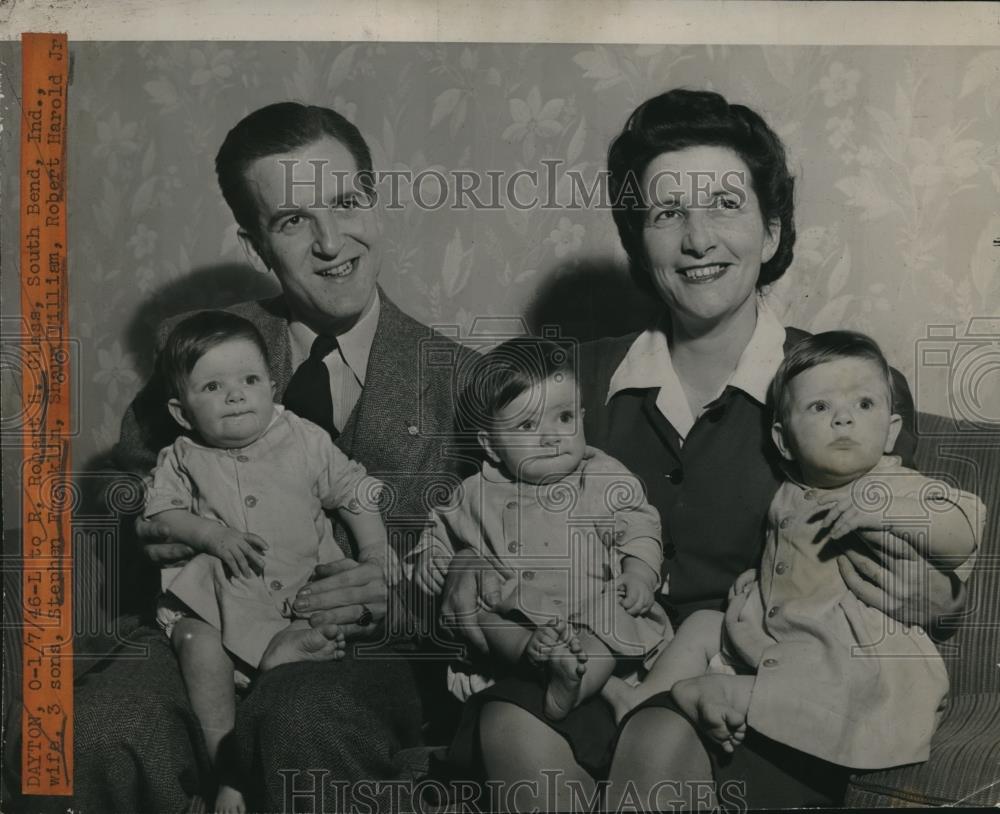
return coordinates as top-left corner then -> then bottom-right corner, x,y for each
125,263 -> 281,381
525,257 -> 658,342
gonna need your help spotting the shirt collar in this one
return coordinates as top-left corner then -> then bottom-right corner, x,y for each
606,297 -> 786,439
287,290 -> 381,385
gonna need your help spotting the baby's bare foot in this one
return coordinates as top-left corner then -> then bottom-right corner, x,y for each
672,674 -> 753,753
259,624 -> 346,671
214,784 -> 245,814
543,636 -> 588,721
524,618 -> 567,665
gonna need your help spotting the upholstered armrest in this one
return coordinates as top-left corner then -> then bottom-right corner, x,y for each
845,691 -> 1000,807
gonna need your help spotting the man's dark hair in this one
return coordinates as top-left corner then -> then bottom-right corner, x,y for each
457,337 -> 576,433
158,310 -> 271,399
215,102 -> 374,236
768,330 -> 895,427
608,88 -> 796,295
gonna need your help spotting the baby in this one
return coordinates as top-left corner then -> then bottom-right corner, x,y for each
415,337 -> 671,721
144,310 -> 398,814
635,330 -> 983,771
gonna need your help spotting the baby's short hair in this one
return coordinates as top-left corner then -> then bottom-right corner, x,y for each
158,310 -> 270,398
458,337 -> 575,432
768,330 -> 895,426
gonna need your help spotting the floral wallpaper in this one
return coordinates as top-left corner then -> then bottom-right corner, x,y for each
3,42 -> 999,479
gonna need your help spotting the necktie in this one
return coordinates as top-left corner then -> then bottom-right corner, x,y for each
283,335 -> 340,440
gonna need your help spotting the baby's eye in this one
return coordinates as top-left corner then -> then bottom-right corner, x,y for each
517,420 -> 536,431
558,410 -> 575,424
204,382 -> 219,393
858,397 -> 875,410
808,401 -> 828,413
245,374 -> 260,385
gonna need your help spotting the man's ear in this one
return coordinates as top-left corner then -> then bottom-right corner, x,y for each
761,219 -> 781,265
771,421 -> 794,461
167,398 -> 193,431
237,228 -> 271,274
477,429 -> 500,464
884,413 -> 903,454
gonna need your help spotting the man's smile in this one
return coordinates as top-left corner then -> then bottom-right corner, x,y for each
316,257 -> 358,279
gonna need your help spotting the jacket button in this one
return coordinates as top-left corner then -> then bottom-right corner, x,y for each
244,495 -> 258,508
763,657 -> 778,668
804,489 -> 817,501
237,455 -> 250,463
767,606 -> 779,618
615,529 -> 625,540
407,425 -> 419,436
523,571 -> 534,580
507,542 -> 518,553
779,518 -> 790,529
775,562 -> 788,575
506,501 -> 517,510
270,579 -> 283,591
666,468 -> 683,484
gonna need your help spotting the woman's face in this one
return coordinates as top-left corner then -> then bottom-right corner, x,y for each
640,145 -> 780,329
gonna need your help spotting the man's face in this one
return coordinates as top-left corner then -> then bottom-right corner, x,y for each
238,136 -> 381,335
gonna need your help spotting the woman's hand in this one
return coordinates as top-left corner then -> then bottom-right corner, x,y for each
728,568 -> 757,602
838,535 -> 965,629
135,516 -> 196,565
292,558 -> 388,640
439,550 -> 511,653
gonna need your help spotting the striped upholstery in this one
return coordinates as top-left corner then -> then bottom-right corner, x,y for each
846,413 -> 1000,807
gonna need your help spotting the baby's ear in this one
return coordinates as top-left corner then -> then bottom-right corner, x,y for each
884,413 -> 903,454
167,398 -> 193,432
476,429 -> 500,464
771,422 -> 794,461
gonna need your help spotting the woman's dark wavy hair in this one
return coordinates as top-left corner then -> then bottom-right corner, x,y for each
608,88 -> 796,295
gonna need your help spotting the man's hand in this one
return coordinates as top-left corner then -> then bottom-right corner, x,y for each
837,531 -> 964,629
439,550 -> 510,654
136,516 -> 196,565
203,528 -> 268,579
292,558 -> 388,640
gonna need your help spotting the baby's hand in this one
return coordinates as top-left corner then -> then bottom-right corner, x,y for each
415,544 -> 450,596
359,545 -> 403,587
204,528 -> 268,578
728,568 -> 757,602
817,493 -> 884,543
617,571 -> 654,616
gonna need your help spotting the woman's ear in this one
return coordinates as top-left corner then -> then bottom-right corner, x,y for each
237,228 -> 271,275
884,413 -> 903,454
771,421 -> 794,461
167,398 -> 193,431
761,219 -> 781,265
477,429 -> 500,464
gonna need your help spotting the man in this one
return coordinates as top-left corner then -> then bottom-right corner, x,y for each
74,103 -> 473,813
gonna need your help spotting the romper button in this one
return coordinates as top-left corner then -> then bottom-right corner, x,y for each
507,542 -> 518,553
171,498 -> 184,506
666,468 -> 684,484
523,571 -> 534,580
615,530 -> 625,540
779,518 -> 790,529
244,495 -> 258,508
237,455 -> 250,463
775,562 -> 787,575
553,598 -> 562,605
407,425 -> 419,436
270,579 -> 283,591
348,498 -> 360,510
506,501 -> 517,510
763,658 -> 778,668
767,606 -> 779,618
804,489 -> 817,500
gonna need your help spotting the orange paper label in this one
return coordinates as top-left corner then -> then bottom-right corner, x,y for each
20,32 -> 72,796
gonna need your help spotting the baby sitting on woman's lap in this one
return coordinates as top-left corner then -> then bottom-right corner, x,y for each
634,330 -> 983,770
415,337 -> 671,721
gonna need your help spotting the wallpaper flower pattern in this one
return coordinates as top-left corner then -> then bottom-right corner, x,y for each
3,43 -> 999,474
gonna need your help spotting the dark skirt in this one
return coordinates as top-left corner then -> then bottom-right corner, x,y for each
447,670 -> 618,779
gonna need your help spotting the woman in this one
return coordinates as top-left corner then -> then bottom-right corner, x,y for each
441,89 -> 964,811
